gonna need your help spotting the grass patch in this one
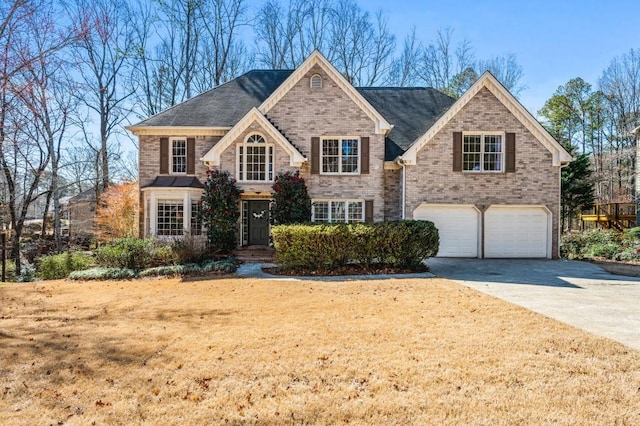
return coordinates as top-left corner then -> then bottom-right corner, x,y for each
1,278 -> 639,424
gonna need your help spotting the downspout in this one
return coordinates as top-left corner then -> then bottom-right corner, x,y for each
396,158 -> 407,220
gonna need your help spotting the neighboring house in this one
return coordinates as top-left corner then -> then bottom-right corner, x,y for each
127,51 -> 572,258
65,189 -> 97,238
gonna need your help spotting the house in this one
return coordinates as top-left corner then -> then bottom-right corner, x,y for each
64,188 -> 97,239
127,51 -> 572,258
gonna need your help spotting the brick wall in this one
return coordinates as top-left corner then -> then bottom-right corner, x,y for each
404,87 -> 561,256
266,64 -> 386,221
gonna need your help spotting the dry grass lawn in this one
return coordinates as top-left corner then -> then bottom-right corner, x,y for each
1,276 -> 639,425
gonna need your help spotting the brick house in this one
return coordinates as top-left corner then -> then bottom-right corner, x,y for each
127,51 -> 572,258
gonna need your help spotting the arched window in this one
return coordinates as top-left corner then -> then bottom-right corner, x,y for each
238,134 -> 274,182
310,74 -> 323,89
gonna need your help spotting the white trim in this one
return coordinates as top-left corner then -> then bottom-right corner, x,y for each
142,189 -> 204,238
236,133 -> 275,183
201,107 -> 306,167
126,126 -> 230,136
461,131 -> 505,173
401,71 -> 573,166
258,50 -> 392,135
169,137 -> 188,175
320,136 -> 361,175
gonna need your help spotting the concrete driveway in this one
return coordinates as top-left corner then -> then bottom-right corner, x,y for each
425,258 -> 640,351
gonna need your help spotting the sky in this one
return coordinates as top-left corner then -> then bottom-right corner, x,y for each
363,0 -> 640,115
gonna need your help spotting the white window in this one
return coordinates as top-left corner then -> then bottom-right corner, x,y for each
312,200 -> 364,223
310,74 -> 323,89
171,138 -> 187,174
190,201 -> 203,236
321,138 -> 359,174
463,133 -> 504,172
157,199 -> 184,236
238,134 -> 274,182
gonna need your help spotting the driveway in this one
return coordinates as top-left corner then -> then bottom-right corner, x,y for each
425,258 -> 640,351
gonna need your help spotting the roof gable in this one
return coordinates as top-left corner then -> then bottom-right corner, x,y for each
259,50 -> 392,135
401,72 -> 573,166
201,107 -> 306,167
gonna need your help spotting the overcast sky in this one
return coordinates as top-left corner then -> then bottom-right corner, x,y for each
363,0 -> 640,114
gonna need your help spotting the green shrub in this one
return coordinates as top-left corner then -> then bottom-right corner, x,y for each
202,259 -> 236,273
201,169 -> 241,254
37,252 -> 94,280
138,263 -> 202,277
272,221 -> 439,271
588,242 -> 619,259
69,267 -> 137,280
94,238 -> 179,270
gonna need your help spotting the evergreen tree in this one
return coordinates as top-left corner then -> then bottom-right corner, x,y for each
561,152 -> 595,231
270,171 -> 311,224
200,169 -> 242,253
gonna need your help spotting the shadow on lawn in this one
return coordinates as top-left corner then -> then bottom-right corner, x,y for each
426,258 -> 640,288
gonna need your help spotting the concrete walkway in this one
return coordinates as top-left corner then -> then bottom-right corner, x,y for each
426,258 -> 640,351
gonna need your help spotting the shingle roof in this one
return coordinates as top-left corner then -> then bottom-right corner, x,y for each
134,70 -> 294,127
357,88 -> 456,160
133,70 -> 456,160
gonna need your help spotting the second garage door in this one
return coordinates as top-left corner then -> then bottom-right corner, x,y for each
413,204 -> 480,257
484,206 -> 550,258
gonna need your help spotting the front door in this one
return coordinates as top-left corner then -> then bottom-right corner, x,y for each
248,200 -> 270,246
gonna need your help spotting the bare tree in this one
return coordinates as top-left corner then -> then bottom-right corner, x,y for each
477,53 -> 526,96
69,0 -> 136,191
388,27 -> 422,87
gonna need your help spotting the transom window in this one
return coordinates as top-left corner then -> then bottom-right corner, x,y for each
321,138 -> 359,174
157,199 -> 184,236
312,200 -> 364,223
238,134 -> 274,182
463,133 -> 504,172
171,138 -> 187,174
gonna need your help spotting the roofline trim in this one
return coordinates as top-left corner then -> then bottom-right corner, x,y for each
126,126 -> 231,136
201,107 -> 307,166
401,71 -> 574,166
258,50 -> 392,135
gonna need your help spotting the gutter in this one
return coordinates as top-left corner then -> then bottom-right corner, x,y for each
395,157 -> 407,219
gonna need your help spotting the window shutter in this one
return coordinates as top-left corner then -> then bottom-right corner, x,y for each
452,132 -> 462,172
360,137 -> 369,174
365,200 -> 374,222
506,133 -> 516,173
187,137 -> 196,174
160,137 -> 169,174
311,137 -> 320,174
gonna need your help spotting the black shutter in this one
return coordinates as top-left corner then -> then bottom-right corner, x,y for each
187,137 -> 196,174
160,137 -> 169,174
506,133 -> 516,173
311,137 -> 320,174
453,132 -> 462,172
360,137 -> 369,174
365,200 -> 374,222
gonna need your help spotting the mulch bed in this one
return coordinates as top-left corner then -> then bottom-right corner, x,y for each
262,263 -> 428,276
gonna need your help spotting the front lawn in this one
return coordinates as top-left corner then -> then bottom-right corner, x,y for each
1,277 -> 639,424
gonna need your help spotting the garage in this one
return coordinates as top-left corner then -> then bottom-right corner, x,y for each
413,204 -> 480,257
484,206 -> 550,258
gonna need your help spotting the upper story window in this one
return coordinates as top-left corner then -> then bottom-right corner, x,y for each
463,132 -> 504,172
321,137 -> 359,174
238,133 -> 274,182
310,74 -> 322,89
171,138 -> 187,174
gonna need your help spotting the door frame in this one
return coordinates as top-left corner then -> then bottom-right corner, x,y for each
241,199 -> 272,246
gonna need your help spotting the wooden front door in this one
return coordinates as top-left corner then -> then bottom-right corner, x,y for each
248,200 -> 270,246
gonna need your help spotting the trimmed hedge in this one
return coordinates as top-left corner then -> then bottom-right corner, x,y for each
272,221 -> 439,270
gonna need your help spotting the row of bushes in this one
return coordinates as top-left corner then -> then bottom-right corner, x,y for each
68,259 -> 236,280
560,228 -> 640,261
272,221 -> 439,270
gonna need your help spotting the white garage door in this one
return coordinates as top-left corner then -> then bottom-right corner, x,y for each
413,204 -> 479,257
484,206 -> 549,258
